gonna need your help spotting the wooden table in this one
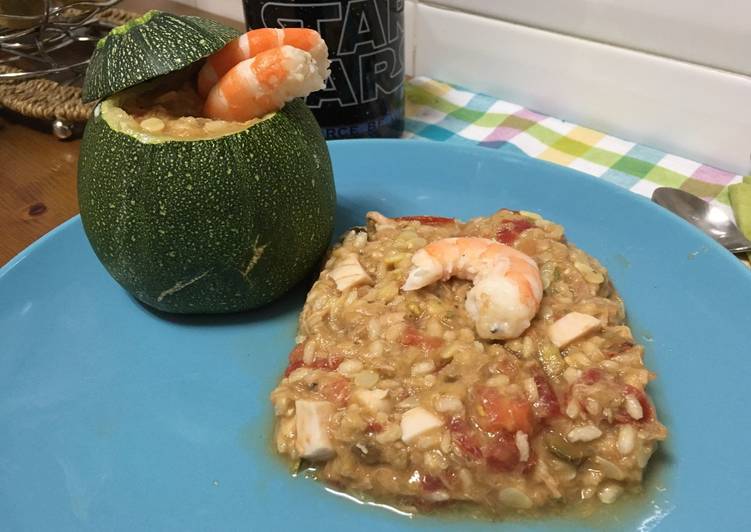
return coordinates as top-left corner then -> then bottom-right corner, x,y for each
0,0 -> 243,266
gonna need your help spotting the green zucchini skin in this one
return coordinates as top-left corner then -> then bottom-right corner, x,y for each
77,98 -> 336,313
82,10 -> 240,103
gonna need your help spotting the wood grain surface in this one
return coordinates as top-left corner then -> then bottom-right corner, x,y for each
0,116 -> 80,264
0,0 -> 243,266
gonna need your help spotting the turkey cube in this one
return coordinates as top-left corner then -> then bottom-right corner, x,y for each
328,254 -> 372,291
549,312 -> 601,348
400,406 -> 443,444
295,400 -> 336,461
354,388 -> 390,413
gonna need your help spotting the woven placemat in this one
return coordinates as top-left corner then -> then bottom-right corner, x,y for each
0,8 -> 137,123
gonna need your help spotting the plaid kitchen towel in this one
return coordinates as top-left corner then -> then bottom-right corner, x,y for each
403,77 -> 748,222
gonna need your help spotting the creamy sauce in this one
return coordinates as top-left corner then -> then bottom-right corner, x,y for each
295,447 -> 671,527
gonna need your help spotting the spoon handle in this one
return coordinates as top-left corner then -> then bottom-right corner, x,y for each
730,246 -> 751,255
651,187 -> 751,256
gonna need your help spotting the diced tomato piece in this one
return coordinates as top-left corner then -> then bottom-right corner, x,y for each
284,360 -> 304,377
395,215 -> 456,226
456,433 -> 484,460
283,344 -> 305,376
401,326 -> 444,350
283,342 -> 342,376
365,421 -> 383,433
521,450 -> 538,474
448,417 -> 483,459
420,473 -> 445,492
623,384 -> 653,422
484,431 -> 520,472
494,356 -> 519,377
473,386 -> 534,434
401,329 -> 422,346
495,218 -> 534,245
581,368 -> 603,385
613,412 -> 629,424
288,343 -> 304,363
448,417 -> 468,433
604,341 -> 635,358
533,374 -> 560,419
310,356 -> 343,371
321,378 -> 351,406
424,337 -> 444,349
439,468 -> 460,489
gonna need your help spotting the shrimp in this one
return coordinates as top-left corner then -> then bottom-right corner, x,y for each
402,237 -> 543,340
202,45 -> 328,122
197,27 -> 329,97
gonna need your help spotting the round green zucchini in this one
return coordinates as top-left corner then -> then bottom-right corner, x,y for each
78,97 -> 336,313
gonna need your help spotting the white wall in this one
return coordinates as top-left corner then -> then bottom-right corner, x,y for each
429,0 -> 751,76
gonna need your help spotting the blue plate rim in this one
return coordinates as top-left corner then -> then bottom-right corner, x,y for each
1,214 -> 79,277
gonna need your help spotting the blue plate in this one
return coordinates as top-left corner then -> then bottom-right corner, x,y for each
1,140 -> 750,531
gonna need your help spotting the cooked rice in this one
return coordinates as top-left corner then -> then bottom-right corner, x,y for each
270,209 -> 667,515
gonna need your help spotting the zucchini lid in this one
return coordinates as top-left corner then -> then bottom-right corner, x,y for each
82,10 -> 240,103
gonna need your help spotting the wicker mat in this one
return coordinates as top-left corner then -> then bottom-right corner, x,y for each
0,8 -> 137,123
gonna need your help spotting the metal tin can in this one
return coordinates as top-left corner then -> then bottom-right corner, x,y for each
243,0 -> 405,139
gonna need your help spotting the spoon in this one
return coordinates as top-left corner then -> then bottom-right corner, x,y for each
652,187 -> 751,254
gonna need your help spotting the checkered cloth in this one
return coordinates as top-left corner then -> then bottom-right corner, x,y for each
403,77 -> 747,222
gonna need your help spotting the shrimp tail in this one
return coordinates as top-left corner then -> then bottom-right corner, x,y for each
402,250 -> 444,290
203,45 -> 326,122
198,27 -> 329,98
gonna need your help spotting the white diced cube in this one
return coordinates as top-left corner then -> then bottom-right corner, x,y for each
354,388 -> 390,413
400,407 -> 443,444
549,312 -> 601,348
295,400 -> 336,461
328,254 -> 371,291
